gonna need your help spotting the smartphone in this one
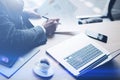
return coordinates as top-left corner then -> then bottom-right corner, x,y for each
85,30 -> 108,43
0,55 -> 18,68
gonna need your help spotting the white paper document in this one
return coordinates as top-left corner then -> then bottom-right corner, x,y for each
37,0 -> 77,18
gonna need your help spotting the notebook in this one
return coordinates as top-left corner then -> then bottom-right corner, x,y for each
0,47 -> 40,78
46,33 -> 111,77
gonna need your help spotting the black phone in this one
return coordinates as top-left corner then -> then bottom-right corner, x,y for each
0,54 -> 18,68
85,30 -> 108,43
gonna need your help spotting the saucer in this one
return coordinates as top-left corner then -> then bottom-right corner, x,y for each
33,64 -> 54,77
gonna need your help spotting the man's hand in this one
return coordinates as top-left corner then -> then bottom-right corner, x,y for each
43,19 -> 60,36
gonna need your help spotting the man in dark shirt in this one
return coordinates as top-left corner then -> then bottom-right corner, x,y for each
0,0 -> 59,55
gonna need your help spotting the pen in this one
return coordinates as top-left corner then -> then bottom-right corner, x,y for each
42,16 -> 49,20
42,16 -> 61,25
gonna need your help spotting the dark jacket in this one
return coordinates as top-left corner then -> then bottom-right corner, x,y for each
0,3 -> 47,55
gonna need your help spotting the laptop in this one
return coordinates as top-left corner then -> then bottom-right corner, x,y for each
46,33 -> 111,77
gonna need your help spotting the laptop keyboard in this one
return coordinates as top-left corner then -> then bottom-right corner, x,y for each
64,44 -> 107,70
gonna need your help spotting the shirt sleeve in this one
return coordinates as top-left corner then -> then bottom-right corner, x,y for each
39,25 -> 46,33
0,15 -> 47,52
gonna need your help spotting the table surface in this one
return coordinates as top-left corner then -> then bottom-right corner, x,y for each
0,19 -> 120,80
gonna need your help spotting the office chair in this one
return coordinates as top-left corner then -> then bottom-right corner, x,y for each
78,0 -> 116,24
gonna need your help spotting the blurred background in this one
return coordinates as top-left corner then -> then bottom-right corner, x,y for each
23,0 -> 109,17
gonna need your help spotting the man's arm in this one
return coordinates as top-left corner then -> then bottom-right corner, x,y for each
0,15 -> 47,52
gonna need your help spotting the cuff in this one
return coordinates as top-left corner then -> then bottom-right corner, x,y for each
36,25 -> 46,33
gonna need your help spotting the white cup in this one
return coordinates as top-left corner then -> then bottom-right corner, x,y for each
39,59 -> 50,74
